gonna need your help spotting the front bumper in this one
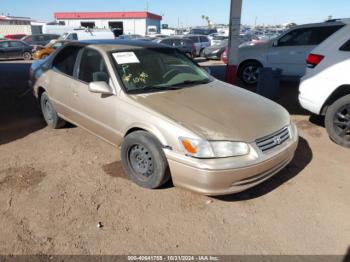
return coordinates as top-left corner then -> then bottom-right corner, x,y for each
166,124 -> 299,196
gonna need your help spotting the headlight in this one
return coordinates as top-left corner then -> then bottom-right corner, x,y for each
211,49 -> 220,54
179,137 -> 250,158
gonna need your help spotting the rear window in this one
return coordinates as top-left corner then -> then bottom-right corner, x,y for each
340,39 -> 350,51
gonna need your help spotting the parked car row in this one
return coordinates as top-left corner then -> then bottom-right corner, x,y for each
218,18 -> 350,148
226,19 -> 349,85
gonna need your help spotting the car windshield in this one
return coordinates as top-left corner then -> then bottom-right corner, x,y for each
112,48 -> 212,93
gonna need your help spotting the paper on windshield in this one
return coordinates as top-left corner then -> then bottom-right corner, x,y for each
113,52 -> 140,64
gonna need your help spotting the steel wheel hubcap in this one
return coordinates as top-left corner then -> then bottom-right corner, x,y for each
333,104 -> 350,140
128,144 -> 154,179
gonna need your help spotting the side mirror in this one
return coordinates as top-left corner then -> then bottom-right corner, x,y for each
88,81 -> 113,95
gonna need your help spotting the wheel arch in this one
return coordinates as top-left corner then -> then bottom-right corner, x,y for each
123,124 -> 169,148
321,84 -> 350,115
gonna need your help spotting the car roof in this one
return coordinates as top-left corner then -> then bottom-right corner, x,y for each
291,20 -> 348,30
67,39 -> 171,52
186,34 -> 208,37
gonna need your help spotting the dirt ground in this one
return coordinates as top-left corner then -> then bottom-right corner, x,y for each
0,60 -> 349,256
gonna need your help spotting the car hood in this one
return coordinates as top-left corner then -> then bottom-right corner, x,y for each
204,45 -> 226,53
129,80 -> 290,142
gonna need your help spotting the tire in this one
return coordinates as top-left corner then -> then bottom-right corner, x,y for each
22,52 -> 32,61
40,92 -> 66,129
121,131 -> 170,189
239,61 -> 263,85
325,94 -> 350,148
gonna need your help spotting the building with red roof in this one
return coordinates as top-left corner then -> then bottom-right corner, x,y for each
54,11 -> 162,36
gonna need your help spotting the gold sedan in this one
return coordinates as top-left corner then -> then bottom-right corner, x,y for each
31,40 -> 298,196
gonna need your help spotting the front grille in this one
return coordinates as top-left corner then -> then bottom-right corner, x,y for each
256,127 -> 290,153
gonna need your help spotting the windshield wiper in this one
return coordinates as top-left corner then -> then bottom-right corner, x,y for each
167,79 -> 211,88
127,80 -> 211,94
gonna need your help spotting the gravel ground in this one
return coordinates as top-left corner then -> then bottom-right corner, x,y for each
0,60 -> 349,256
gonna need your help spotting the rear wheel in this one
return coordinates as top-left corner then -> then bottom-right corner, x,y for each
325,95 -> 350,148
22,52 -> 32,61
40,92 -> 66,129
239,61 -> 262,85
121,131 -> 170,189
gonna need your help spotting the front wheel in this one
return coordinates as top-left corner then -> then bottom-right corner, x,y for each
239,61 -> 262,85
23,52 -> 32,61
121,131 -> 170,189
325,95 -> 350,148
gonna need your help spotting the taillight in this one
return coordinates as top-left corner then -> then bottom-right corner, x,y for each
222,48 -> 228,58
307,54 -> 324,68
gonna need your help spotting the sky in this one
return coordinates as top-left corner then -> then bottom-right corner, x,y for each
1,0 -> 350,27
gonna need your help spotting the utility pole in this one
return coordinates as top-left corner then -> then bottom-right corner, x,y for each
225,0 -> 243,84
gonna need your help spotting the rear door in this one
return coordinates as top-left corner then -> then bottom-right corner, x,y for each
266,25 -> 342,76
48,45 -> 82,120
71,47 -> 121,144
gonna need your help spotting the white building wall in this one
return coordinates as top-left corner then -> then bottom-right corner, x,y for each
57,18 -> 151,35
0,24 -> 32,35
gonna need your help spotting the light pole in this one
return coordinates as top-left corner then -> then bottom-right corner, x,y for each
225,0 -> 243,84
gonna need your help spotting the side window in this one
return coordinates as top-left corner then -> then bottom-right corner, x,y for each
160,39 -> 172,46
10,41 -> 24,48
340,39 -> 350,51
278,28 -> 313,46
78,48 -> 109,83
200,36 -> 209,43
67,33 -> 78,40
52,46 -> 82,76
278,26 -> 342,47
38,35 -> 45,42
33,35 -> 40,42
172,39 -> 181,46
308,26 -> 343,45
0,42 -> 9,48
24,37 -> 32,43
189,36 -> 198,43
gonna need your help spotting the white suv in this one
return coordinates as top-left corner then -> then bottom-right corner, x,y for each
237,20 -> 347,85
299,23 -> 350,148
